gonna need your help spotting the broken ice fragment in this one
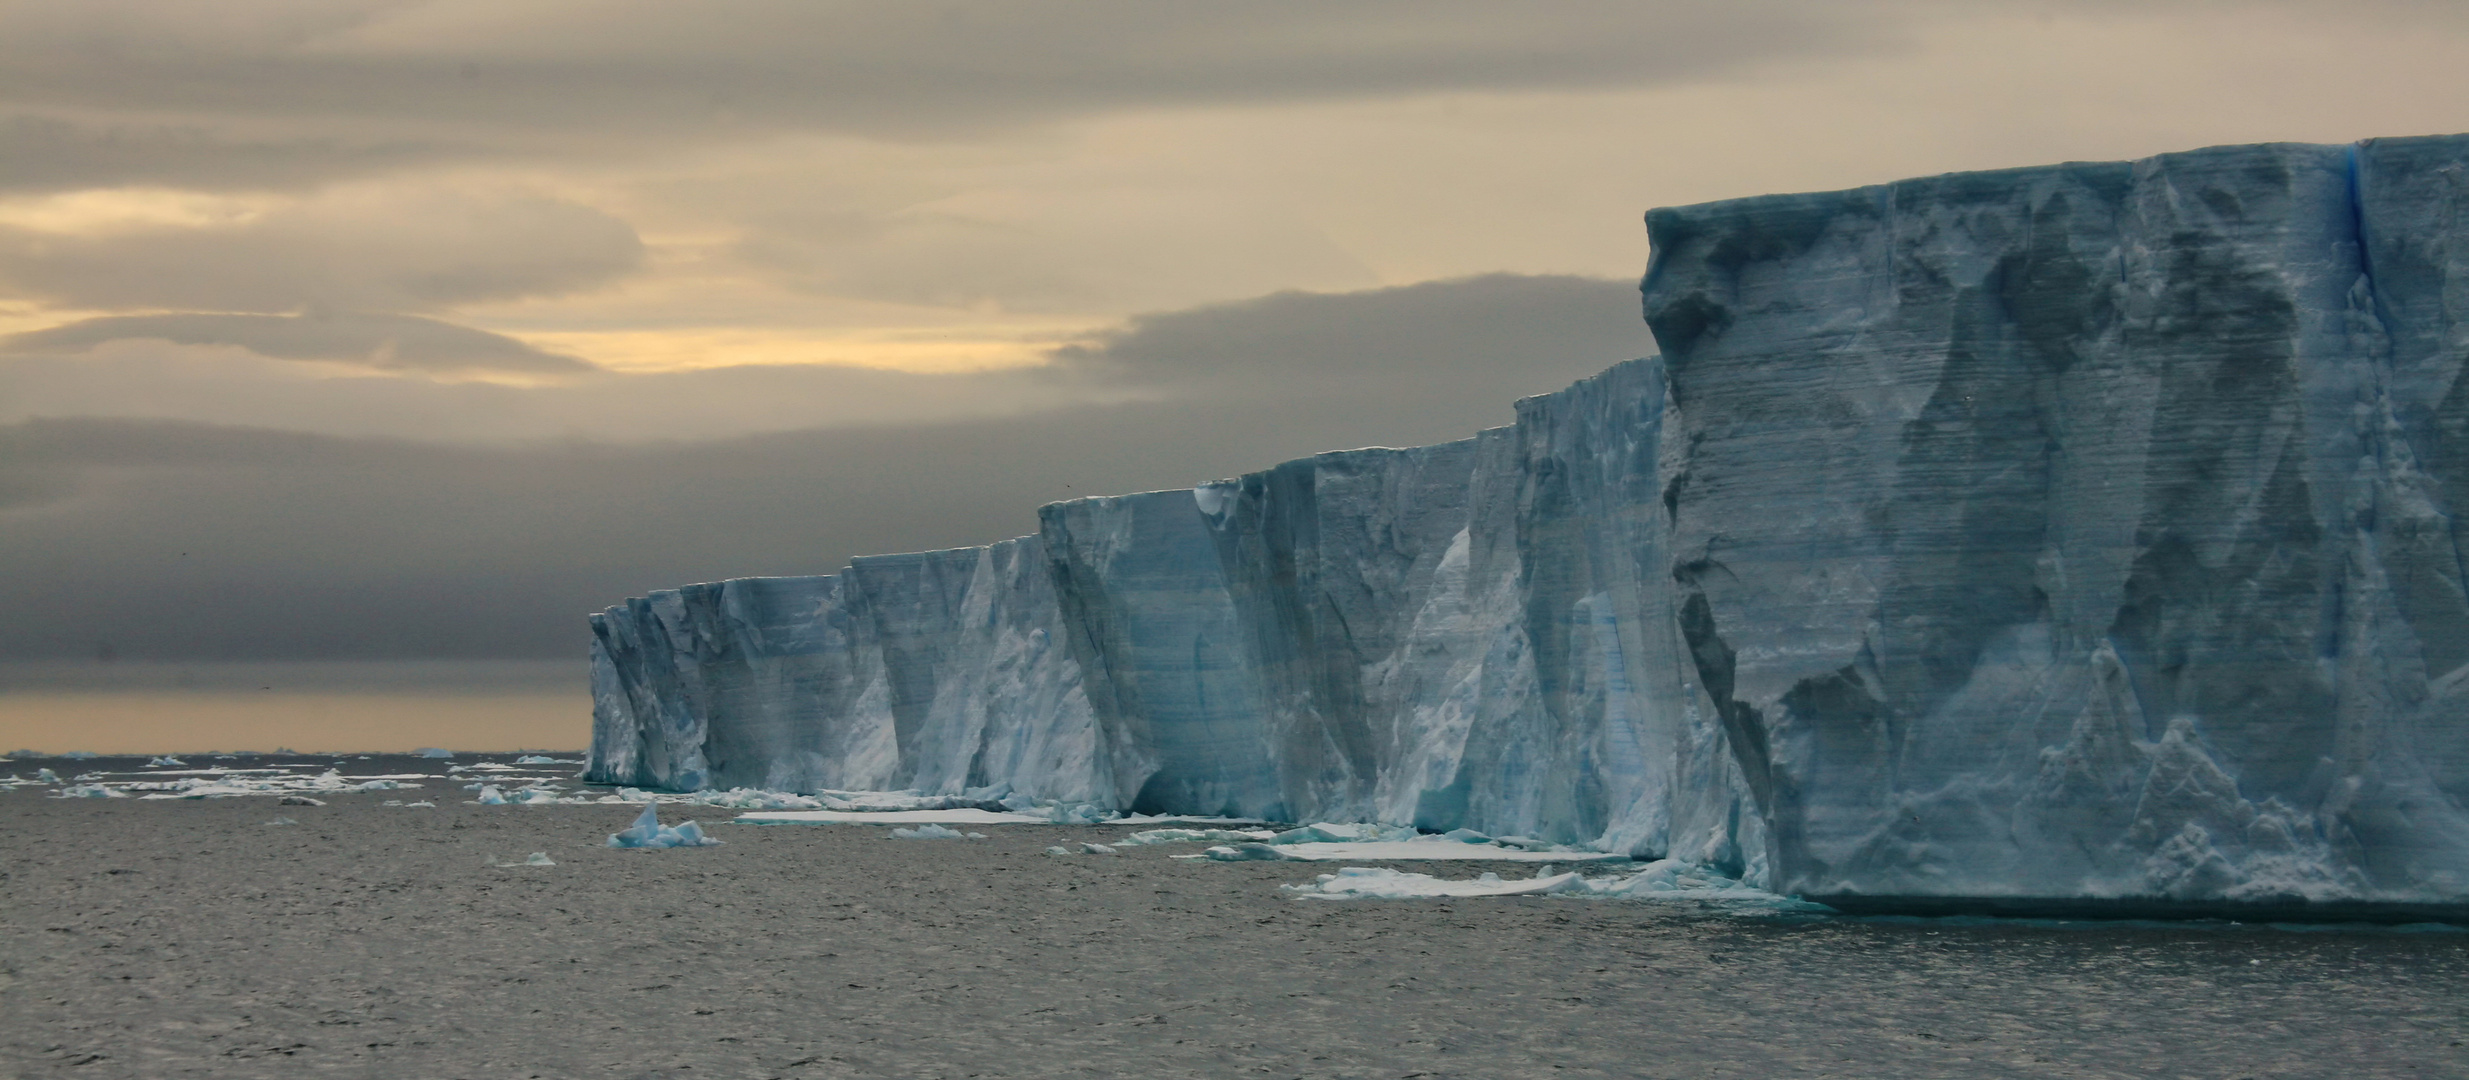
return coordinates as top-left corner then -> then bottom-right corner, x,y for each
1203,843 -> 1290,861
889,824 -> 972,839
607,803 -> 722,848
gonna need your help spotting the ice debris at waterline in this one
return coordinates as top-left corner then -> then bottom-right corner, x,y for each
487,852 -> 557,867
889,824 -> 984,840
586,135 -> 2469,912
606,803 -> 722,848
1282,861 -> 1824,910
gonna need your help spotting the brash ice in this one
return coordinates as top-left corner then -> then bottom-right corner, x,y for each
586,135 -> 2469,911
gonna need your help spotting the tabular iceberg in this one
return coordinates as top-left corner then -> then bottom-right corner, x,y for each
588,135 -> 2469,912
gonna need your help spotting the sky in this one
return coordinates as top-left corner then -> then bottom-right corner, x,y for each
4,0 -> 2465,751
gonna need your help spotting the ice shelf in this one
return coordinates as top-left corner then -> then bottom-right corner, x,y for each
586,135 -> 2469,911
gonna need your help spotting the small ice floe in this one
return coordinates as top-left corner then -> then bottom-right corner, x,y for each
1279,860 -> 1827,910
36,768 -> 62,784
513,755 -> 578,765
1285,866 -> 1590,899
1203,843 -> 1290,861
278,795 -> 325,806
607,803 -> 722,848
402,801 -> 437,808
146,756 -> 188,768
1117,828 -> 1279,846
53,783 -> 125,799
263,816 -> 299,826
487,852 -> 557,867
889,824 -> 983,840
474,785 -> 509,805
1044,841 -> 1118,855
1175,822 -> 1631,863
414,748 -> 453,759
734,807 -> 1051,826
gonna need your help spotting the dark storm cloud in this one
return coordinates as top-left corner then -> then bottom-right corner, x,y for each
0,190 -> 643,312
1055,274 -> 1650,388
1,311 -> 593,375
0,274 -> 1647,660
0,0 -> 1909,190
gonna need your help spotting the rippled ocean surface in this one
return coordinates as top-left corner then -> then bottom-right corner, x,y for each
4,752 -> 2463,1078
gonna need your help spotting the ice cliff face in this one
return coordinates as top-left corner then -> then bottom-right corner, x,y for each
588,134 -> 2469,908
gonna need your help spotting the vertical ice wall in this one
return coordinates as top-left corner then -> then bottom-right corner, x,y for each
589,135 -> 2469,905
1640,135 -> 2469,902
585,537 -> 1114,803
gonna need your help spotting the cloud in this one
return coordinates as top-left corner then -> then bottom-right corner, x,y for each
1,310 -> 593,375
0,273 -> 1650,660
0,273 -> 1642,442
1058,273 -> 1649,388
0,113 -> 450,194
0,185 -> 642,312
0,2 -> 1906,192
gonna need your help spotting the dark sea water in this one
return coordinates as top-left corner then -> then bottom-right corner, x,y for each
3,754 -> 2464,1079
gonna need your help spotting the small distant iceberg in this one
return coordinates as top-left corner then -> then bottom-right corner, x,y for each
414,748 -> 454,759
607,803 -> 722,848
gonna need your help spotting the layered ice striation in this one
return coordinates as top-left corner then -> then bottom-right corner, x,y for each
588,135 -> 2469,910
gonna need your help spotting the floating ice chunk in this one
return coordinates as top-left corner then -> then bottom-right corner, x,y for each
1118,828 -> 1278,846
1441,828 -> 1494,844
1040,803 -> 1120,826
889,823 -> 973,839
473,784 -> 509,805
1280,860 -> 1828,909
1044,841 -> 1119,855
607,803 -> 722,848
415,748 -> 453,758
278,795 -> 325,806
1284,866 -> 1591,899
1185,837 -> 1628,863
264,816 -> 298,826
37,769 -> 61,784
1203,843 -> 1290,861
72,772 -> 104,782
487,852 -> 559,867
146,756 -> 187,767
382,799 -> 402,806
1571,859 -> 1830,910
1267,822 -> 1420,845
402,801 -> 437,808
733,808 -> 1052,826
54,783 -> 124,798
513,755 -> 578,765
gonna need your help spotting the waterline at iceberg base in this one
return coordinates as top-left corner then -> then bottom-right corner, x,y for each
587,134 -> 2469,917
